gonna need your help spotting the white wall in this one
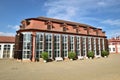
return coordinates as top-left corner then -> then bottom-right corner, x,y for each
117,45 -> 120,52
109,45 -> 116,53
0,43 -> 14,59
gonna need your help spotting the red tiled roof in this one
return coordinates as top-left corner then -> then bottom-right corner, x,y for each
0,36 -> 15,43
26,16 -> 100,29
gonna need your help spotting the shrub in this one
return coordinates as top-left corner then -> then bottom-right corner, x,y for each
101,50 -> 109,57
41,52 -> 48,60
87,51 -> 94,59
68,51 -> 76,59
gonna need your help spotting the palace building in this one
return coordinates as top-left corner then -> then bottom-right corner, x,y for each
108,36 -> 120,54
14,17 -> 108,61
0,36 -> 15,59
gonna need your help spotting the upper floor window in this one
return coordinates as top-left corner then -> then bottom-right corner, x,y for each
76,29 -> 79,33
63,27 -> 66,32
47,25 -> 52,30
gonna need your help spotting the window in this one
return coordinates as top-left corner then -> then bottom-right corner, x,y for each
76,29 -> 79,33
45,33 -> 52,58
12,45 -> 15,57
47,25 -> 52,30
113,48 -> 115,51
76,36 -> 81,56
62,35 -> 68,57
88,37 -> 91,51
70,36 -> 74,52
63,27 -> 66,32
109,48 -> 111,51
0,45 -> 1,50
22,33 -> 31,59
82,37 -> 86,56
93,38 -> 96,54
3,45 -> 11,58
54,34 -> 60,57
36,33 -> 44,58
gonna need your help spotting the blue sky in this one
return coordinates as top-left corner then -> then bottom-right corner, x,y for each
0,0 -> 120,38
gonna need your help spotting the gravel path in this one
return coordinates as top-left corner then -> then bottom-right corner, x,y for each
0,54 -> 120,80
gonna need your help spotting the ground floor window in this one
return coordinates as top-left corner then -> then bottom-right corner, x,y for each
3,45 -> 10,58
20,32 -> 106,60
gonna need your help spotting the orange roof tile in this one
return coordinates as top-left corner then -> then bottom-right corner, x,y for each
0,36 -> 15,43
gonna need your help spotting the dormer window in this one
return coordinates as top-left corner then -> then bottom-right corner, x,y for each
76,29 -> 79,33
47,25 -> 52,30
63,27 -> 67,32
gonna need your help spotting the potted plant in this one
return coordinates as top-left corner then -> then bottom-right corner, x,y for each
68,51 -> 76,60
41,52 -> 48,63
87,51 -> 94,59
101,50 -> 109,58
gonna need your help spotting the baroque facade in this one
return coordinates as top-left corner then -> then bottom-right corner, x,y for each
108,36 -> 120,54
14,17 -> 108,61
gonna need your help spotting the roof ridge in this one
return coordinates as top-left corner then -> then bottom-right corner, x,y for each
36,16 -> 97,29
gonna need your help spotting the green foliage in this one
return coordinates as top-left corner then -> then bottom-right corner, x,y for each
68,52 -> 76,59
87,51 -> 94,59
41,52 -> 48,60
101,50 -> 109,57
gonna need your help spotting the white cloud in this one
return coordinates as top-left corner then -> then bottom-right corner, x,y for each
101,19 -> 120,26
8,25 -> 19,30
44,0 -> 79,20
44,0 -> 120,21
97,2 -> 106,6
0,32 -> 15,36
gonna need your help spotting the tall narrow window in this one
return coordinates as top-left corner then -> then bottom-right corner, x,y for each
88,37 -> 91,51
82,37 -> 86,57
54,34 -> 60,57
36,33 -> 44,58
70,36 -> 74,52
22,33 -> 31,59
62,35 -> 68,57
0,45 -> 1,50
45,33 -> 52,58
3,45 -> 10,58
93,38 -> 96,56
76,36 -> 81,56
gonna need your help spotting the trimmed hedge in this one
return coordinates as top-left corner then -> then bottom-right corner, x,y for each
41,52 -> 48,60
68,52 -> 76,59
87,51 -> 94,59
101,50 -> 109,57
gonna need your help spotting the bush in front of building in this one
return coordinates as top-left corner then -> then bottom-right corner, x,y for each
101,50 -> 109,57
41,52 -> 48,62
68,51 -> 76,60
87,51 -> 94,59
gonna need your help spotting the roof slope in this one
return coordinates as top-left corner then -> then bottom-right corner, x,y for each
26,16 -> 100,29
0,36 -> 15,43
